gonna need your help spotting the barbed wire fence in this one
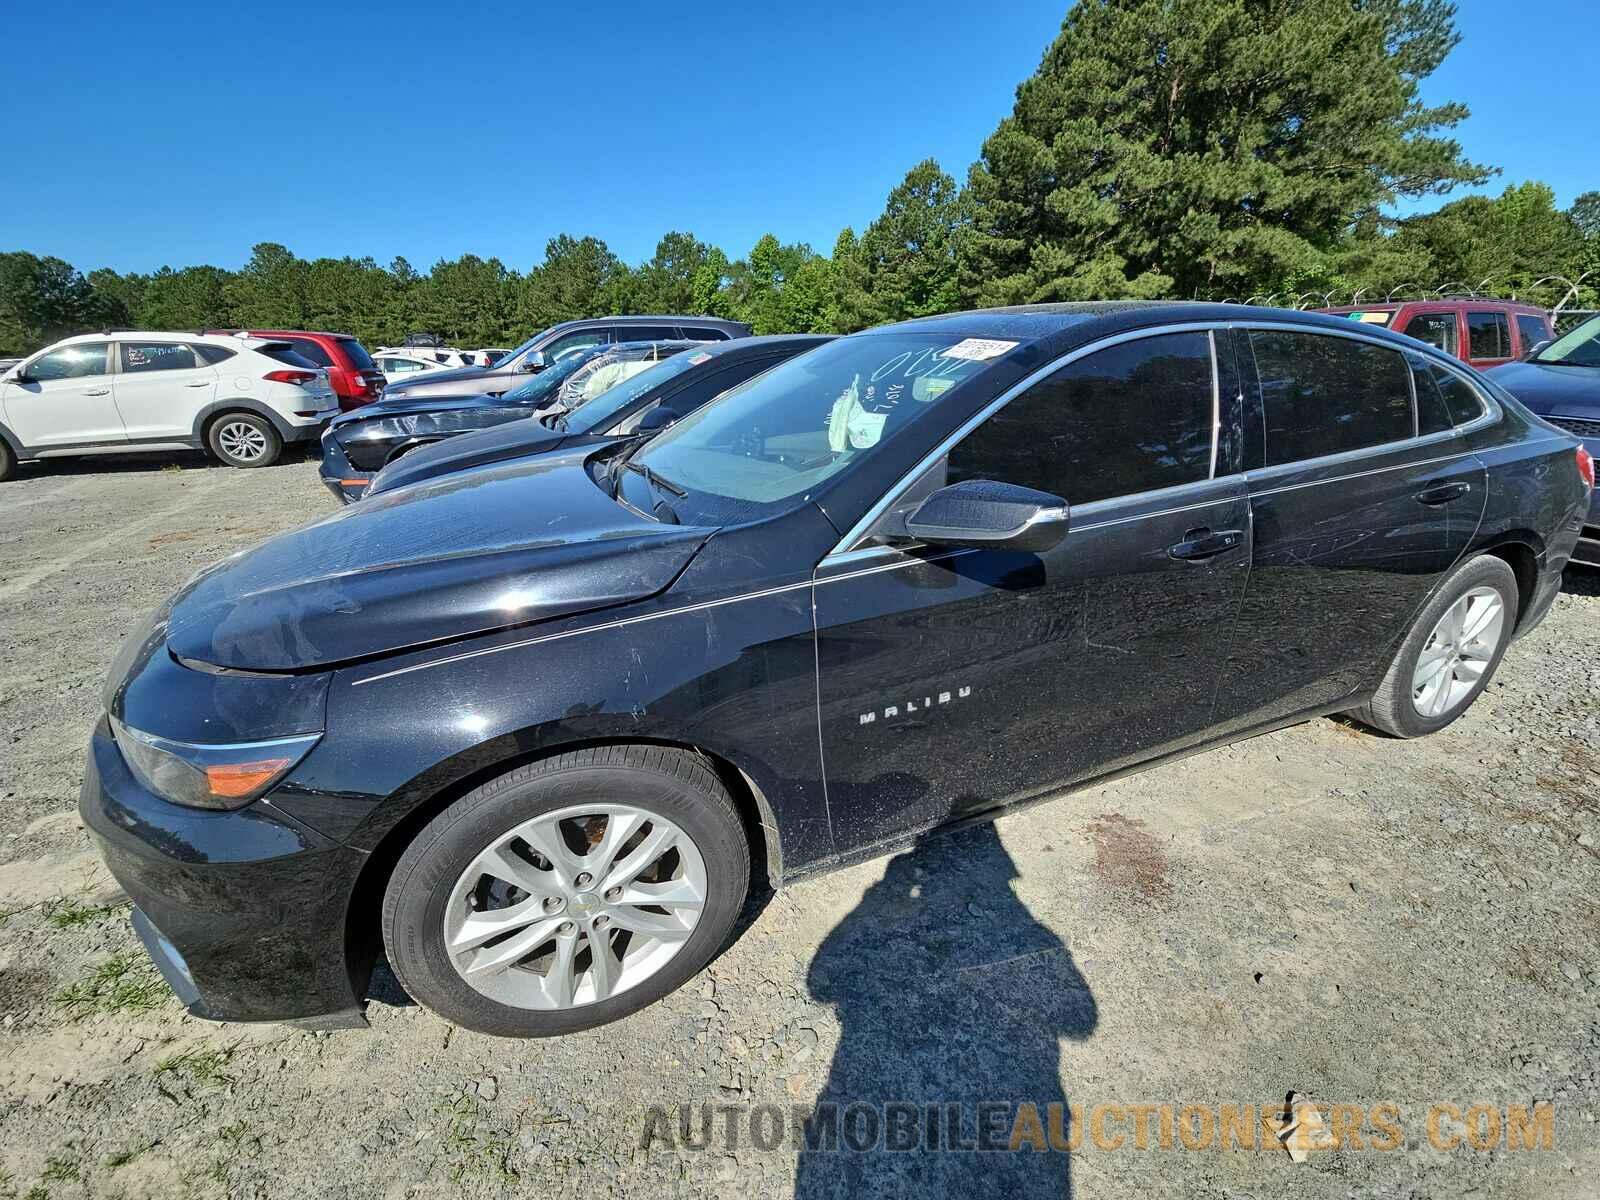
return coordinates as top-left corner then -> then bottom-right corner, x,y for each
1219,271 -> 1600,334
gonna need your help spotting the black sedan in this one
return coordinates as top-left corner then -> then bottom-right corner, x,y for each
366,335 -> 832,499
82,303 -> 1589,1038
317,341 -> 692,503
1487,313 -> 1600,565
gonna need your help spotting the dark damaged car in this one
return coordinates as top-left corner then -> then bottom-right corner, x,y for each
366,335 -> 832,499
82,303 -> 1590,1039
317,341 -> 691,503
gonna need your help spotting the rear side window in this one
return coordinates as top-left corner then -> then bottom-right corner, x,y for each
614,325 -> 679,342
1466,312 -> 1511,360
288,337 -> 334,367
195,344 -> 236,365
947,331 -> 1216,505
334,338 -> 374,370
1250,331 -> 1413,466
1514,314 -> 1550,353
1400,312 -> 1459,356
681,326 -> 731,341
120,342 -> 199,373
1423,361 -> 1488,426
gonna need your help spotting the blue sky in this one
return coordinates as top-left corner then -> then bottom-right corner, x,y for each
1,0 -> 1593,275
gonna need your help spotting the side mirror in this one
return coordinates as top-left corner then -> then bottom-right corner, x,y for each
903,479 -> 1068,553
1523,339 -> 1551,360
636,405 -> 680,433
519,350 -> 547,373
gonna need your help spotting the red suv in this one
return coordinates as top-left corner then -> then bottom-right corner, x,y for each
1315,300 -> 1554,371
208,330 -> 385,410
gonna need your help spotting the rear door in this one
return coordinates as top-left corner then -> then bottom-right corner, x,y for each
814,327 -> 1251,855
2,341 -> 124,448
1207,325 -> 1485,739
111,341 -> 217,439
1463,309 -> 1514,371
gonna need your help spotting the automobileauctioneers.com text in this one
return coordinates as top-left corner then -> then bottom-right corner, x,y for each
639,1100 -> 1556,1155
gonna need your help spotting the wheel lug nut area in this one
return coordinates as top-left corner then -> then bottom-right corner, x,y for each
543,896 -> 564,912
604,887 -> 621,902
594,915 -> 610,928
558,921 -> 575,935
575,872 -> 594,888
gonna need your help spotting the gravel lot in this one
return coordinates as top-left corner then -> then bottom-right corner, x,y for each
1,450 -> 1597,1199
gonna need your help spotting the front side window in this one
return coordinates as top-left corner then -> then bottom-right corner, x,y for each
1400,312 -> 1459,356
27,343 -> 110,380
947,332 -> 1215,505
542,330 -> 607,361
613,325 -> 678,342
1515,314 -> 1550,355
1250,331 -> 1413,466
1466,312 -> 1511,360
630,332 -> 1024,521
120,342 -> 199,373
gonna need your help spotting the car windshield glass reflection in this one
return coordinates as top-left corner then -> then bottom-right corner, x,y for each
563,350 -> 705,433
498,345 -> 609,405
1533,314 -> 1600,367
625,333 -> 1020,523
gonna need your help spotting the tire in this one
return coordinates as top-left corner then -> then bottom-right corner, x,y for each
206,412 -> 282,468
0,439 -> 15,482
382,745 -> 750,1037
1352,554 -> 1519,738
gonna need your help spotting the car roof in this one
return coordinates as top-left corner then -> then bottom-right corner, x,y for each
635,333 -> 833,359
546,315 -> 750,332
236,329 -> 357,339
869,300 -> 1444,360
45,330 -> 275,348
1319,300 -> 1549,314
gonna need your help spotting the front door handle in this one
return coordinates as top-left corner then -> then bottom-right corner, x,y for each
185,380 -> 212,388
1168,528 -> 1244,561
1415,481 -> 1471,506
84,388 -> 110,396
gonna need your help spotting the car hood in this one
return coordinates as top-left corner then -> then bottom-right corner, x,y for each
1485,360 -> 1600,415
370,418 -> 576,495
335,392 -> 513,426
164,450 -> 712,671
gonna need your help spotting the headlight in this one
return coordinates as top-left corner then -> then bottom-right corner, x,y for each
110,717 -> 320,811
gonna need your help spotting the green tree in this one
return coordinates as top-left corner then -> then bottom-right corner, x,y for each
733,234 -> 823,333
851,159 -> 965,325
138,265 -> 234,330
0,252 -> 121,352
225,242 -> 307,327
634,232 -> 714,313
1388,181 -> 1585,298
516,235 -> 627,330
960,0 -> 1488,304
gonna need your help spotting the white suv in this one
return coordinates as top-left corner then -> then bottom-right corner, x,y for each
0,332 -> 340,479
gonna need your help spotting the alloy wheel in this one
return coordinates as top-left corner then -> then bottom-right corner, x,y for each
443,803 -> 708,1010
1411,585 -> 1506,719
217,420 -> 268,462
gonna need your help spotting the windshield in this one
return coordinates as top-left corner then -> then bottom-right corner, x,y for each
555,343 -> 691,414
627,333 -> 1020,523
498,344 -> 608,405
565,348 -> 708,433
1533,314 -> 1600,367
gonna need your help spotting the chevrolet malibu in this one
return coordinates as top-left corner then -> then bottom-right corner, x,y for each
83,303 -> 1592,1038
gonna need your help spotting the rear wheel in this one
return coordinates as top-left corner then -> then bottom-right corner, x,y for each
207,412 -> 282,468
0,439 -> 15,482
1352,554 -> 1519,738
382,746 -> 750,1037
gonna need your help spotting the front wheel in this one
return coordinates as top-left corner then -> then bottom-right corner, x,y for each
1352,554 -> 1519,738
382,746 -> 750,1037
207,412 -> 282,468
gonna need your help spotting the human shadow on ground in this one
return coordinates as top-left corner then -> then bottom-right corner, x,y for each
795,821 -> 1097,1197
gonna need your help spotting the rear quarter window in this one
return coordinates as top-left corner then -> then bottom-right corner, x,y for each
335,338 -> 376,370
287,338 -> 334,368
1249,331 -> 1414,466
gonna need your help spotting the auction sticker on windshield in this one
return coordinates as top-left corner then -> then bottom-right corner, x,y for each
939,338 -> 1018,362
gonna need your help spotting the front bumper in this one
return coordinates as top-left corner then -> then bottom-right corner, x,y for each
80,726 -> 371,1027
316,428 -> 371,504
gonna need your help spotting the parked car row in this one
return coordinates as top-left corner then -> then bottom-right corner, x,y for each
1316,298 -> 1554,371
78,301 -> 1592,1041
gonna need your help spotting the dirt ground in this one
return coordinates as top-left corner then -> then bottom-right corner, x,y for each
1,449 -> 1597,1199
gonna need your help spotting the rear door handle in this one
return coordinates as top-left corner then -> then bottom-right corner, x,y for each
84,388 -> 110,396
1415,481 -> 1471,505
185,380 -> 212,388
1168,528 -> 1244,561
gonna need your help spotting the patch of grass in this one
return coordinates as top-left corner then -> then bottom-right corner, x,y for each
53,954 -> 169,1019
43,896 -> 121,929
154,1045 -> 236,1088
40,1155 -> 78,1184
433,1093 -> 520,1186
104,1140 -> 160,1170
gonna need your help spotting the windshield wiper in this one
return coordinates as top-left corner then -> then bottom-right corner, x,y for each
622,459 -> 686,497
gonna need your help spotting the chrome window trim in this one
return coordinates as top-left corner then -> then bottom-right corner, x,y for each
825,322 -> 1227,558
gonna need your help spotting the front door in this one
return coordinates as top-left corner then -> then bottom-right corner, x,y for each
1207,326 -> 1485,738
814,328 -> 1252,856
4,341 -> 124,448
111,341 -> 217,439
